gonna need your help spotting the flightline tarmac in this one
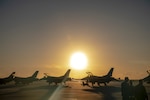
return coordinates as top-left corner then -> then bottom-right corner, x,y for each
0,80 -> 150,100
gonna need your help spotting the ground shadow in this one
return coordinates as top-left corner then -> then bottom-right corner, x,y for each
83,86 -> 121,100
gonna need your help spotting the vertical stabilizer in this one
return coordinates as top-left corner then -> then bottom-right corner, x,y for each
62,69 -> 71,82
64,69 -> 71,77
8,72 -> 15,78
31,71 -> 39,78
107,68 -> 114,76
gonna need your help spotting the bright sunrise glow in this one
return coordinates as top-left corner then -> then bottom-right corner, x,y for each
70,52 -> 88,70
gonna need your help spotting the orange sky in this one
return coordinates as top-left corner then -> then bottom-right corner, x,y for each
0,1 -> 150,79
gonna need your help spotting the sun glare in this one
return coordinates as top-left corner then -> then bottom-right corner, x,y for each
70,52 -> 88,70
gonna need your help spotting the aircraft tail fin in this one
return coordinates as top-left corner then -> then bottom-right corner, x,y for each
147,70 -> 150,75
62,69 -> 71,82
11,72 -> 15,75
31,71 -> 39,78
107,68 -> 114,76
8,72 -> 15,78
63,69 -> 71,77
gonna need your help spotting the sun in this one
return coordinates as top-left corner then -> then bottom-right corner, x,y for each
70,52 -> 88,70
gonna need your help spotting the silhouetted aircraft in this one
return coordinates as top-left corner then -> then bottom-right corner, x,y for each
14,71 -> 39,85
44,69 -> 71,85
142,70 -> 150,83
81,68 -> 117,86
0,72 -> 15,85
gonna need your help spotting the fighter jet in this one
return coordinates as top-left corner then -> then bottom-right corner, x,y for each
82,68 -> 117,87
14,71 -> 39,85
142,70 -> 150,83
0,72 -> 15,85
44,69 -> 71,85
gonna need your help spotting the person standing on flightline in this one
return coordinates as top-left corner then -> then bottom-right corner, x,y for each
129,80 -> 135,100
121,77 -> 130,100
135,80 -> 148,100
